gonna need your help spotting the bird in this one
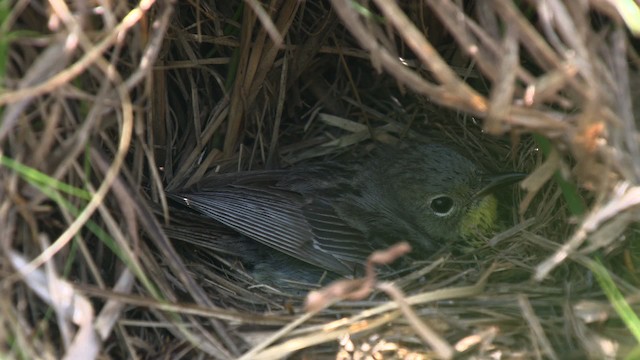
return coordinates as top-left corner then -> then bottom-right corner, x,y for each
166,143 -> 524,289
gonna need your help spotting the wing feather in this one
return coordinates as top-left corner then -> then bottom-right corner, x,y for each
169,183 -> 370,275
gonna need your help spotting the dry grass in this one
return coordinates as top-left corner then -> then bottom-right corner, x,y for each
1,0 -> 639,359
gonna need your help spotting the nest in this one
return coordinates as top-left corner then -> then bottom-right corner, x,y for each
1,1 -> 639,358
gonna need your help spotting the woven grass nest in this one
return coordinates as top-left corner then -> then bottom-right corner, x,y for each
2,1 -> 639,359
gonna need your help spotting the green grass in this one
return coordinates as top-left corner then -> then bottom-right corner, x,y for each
0,154 -> 160,297
533,134 -> 586,216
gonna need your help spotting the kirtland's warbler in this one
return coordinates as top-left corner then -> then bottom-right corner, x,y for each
168,144 -> 523,287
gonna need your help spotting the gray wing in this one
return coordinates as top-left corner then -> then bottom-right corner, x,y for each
168,177 -> 372,275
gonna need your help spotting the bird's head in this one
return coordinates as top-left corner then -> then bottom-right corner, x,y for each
365,144 -> 523,248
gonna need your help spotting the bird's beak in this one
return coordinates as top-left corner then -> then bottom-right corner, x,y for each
473,172 -> 527,200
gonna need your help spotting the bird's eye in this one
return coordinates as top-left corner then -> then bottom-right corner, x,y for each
429,195 -> 455,216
